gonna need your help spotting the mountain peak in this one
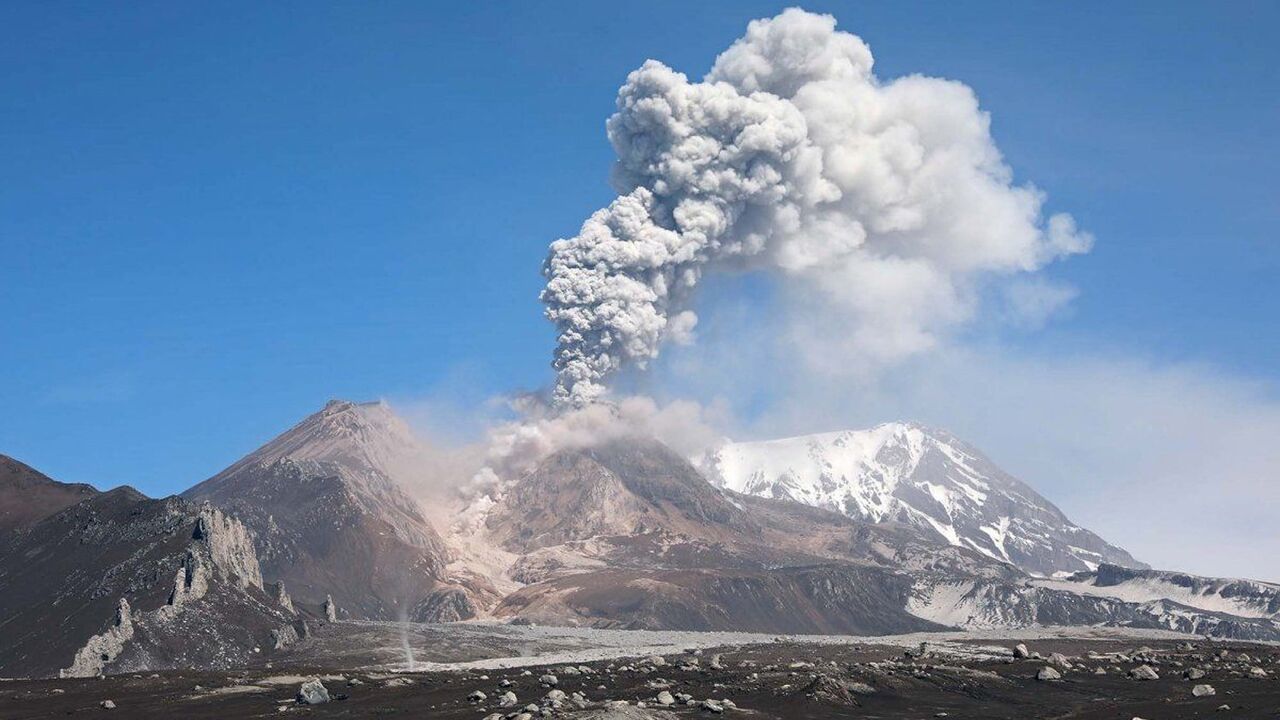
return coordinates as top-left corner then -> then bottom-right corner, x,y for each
183,400 -> 451,620
701,423 -> 1144,577
207,399 -> 420,483
0,454 -> 101,533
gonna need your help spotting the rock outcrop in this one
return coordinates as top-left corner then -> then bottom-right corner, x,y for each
62,598 -> 134,678
0,486 -> 294,678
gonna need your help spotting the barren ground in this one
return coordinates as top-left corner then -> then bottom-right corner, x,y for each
2,624 -> 1278,719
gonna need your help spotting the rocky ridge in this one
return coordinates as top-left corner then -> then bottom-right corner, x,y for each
0,487 -> 300,678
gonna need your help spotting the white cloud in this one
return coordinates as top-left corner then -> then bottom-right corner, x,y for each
540,8 -> 1089,407
1001,278 -> 1080,329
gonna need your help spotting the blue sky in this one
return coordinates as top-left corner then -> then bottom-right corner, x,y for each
2,1 -> 1277,504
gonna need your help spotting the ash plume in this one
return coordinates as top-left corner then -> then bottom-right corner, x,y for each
542,8 -> 1092,408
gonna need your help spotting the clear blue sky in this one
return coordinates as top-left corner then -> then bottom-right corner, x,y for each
2,1 -> 1277,497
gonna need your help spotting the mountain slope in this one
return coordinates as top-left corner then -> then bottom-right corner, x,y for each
486,437 -> 756,553
475,437 -> 998,633
0,454 -> 99,534
700,423 -> 1143,576
184,400 -> 456,621
0,488 -> 298,678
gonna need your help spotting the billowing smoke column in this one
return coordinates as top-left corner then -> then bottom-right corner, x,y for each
542,8 -> 1092,408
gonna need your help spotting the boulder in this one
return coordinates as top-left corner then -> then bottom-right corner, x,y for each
1047,652 -> 1072,669
297,679 -> 330,705
1036,666 -> 1061,681
1129,665 -> 1159,681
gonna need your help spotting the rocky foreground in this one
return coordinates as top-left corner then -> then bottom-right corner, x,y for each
2,633 -> 1277,719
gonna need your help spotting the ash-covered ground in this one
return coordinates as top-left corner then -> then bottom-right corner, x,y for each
2,624 -> 1278,719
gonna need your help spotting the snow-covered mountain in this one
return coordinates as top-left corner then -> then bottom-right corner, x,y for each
699,423 -> 1143,577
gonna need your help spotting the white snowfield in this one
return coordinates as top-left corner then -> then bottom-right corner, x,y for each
699,422 -> 1139,577
1032,574 -> 1280,620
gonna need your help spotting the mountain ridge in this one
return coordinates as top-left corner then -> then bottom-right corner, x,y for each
7,399 -> 1277,681
0,453 -> 100,534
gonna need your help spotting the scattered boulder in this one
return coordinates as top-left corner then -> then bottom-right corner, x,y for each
500,691 -> 518,707
467,690 -> 487,702
1047,652 -> 1072,669
1248,666 -> 1268,678
578,705 -> 681,719
1013,643 -> 1031,659
1192,684 -> 1216,697
804,674 -> 868,704
657,691 -> 676,706
1129,665 -> 1159,681
540,673 -> 559,687
100,700 -> 116,710
297,679 -> 330,705
1036,666 -> 1061,681
1185,667 -> 1207,680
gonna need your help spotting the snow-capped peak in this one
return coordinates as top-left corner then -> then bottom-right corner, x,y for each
699,423 -> 1144,577
703,422 -> 929,524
